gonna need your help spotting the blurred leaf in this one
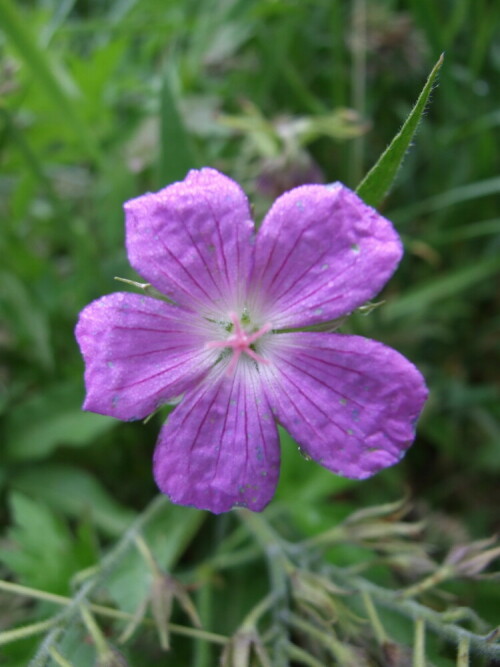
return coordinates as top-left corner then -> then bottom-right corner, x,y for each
10,464 -> 136,537
5,382 -> 115,461
0,493 -> 98,594
157,68 -> 197,185
384,253 -> 500,321
0,271 -> 53,371
356,54 -> 444,208
0,0 -> 102,164
393,176 -> 500,224
106,504 -> 204,614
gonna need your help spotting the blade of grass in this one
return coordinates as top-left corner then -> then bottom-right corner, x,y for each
0,0 -> 102,165
157,67 -> 197,186
0,108 -> 62,210
392,176 -> 500,224
356,54 -> 444,208
384,254 -> 500,321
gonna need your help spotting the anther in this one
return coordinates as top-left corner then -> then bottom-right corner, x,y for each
206,312 -> 272,374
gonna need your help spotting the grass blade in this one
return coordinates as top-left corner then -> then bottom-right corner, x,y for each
158,67 -> 198,186
392,176 -> 500,224
0,0 -> 102,165
384,254 -> 500,321
356,54 -> 444,208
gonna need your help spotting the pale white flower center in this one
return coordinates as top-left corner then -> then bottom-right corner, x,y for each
206,312 -> 272,374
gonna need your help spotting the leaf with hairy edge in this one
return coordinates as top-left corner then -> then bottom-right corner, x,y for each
356,54 -> 444,208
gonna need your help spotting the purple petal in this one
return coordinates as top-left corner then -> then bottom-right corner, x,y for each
262,332 -> 427,479
250,183 -> 402,328
75,293 -> 216,420
125,168 -> 255,317
153,363 -> 280,514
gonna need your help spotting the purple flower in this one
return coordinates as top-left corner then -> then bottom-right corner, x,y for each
76,168 -> 427,514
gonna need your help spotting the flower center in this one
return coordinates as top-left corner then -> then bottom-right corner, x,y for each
206,312 -> 272,375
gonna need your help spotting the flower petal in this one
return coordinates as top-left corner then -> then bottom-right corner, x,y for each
153,362 -> 280,514
75,293 -> 216,420
262,332 -> 427,479
250,183 -> 402,328
125,168 -> 255,317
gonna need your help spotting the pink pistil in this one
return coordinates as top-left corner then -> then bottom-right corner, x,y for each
206,312 -> 272,374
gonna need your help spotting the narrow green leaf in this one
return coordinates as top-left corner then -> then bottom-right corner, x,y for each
158,68 -> 197,186
0,0 -> 102,165
384,254 -> 500,321
356,54 -> 444,208
392,176 -> 500,224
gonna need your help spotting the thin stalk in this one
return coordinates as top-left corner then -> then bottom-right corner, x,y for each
80,606 -> 109,659
325,565 -> 500,661
0,577 -> 228,646
413,618 -> 426,667
193,569 -> 213,667
287,613 -> 357,666
457,636 -> 470,667
0,618 -> 58,647
49,647 -> 75,667
238,511 -> 292,667
361,590 -> 387,646
28,495 -> 169,665
349,0 -> 367,186
285,641 -> 325,667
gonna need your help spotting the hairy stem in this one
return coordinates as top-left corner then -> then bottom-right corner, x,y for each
238,510 -> 292,667
326,565 -> 500,661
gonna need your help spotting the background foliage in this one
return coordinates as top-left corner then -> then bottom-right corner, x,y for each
0,0 -> 499,665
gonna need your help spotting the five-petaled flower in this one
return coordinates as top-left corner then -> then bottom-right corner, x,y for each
76,168 -> 427,514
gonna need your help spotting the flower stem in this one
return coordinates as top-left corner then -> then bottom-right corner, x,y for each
49,647 -> 75,667
413,618 -> 426,667
287,612 -> 358,666
285,642 -> 325,667
0,617 -> 58,647
0,577 -> 228,648
238,510 -> 292,667
193,567 -> 214,667
80,605 -> 109,658
457,636 -> 470,667
326,565 -> 500,661
361,589 -> 387,646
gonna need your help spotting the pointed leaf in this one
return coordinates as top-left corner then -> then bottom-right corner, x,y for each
356,54 -> 444,207
158,68 -> 197,185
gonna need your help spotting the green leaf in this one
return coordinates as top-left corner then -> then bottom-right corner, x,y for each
383,253 -> 500,321
391,176 -> 500,224
10,464 -> 136,537
5,382 -> 115,461
0,272 -> 53,372
356,54 -> 444,208
157,67 -> 198,186
0,0 -> 102,164
0,493 -> 98,594
106,504 -> 204,614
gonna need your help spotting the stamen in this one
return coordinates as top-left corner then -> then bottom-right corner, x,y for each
205,311 -> 272,374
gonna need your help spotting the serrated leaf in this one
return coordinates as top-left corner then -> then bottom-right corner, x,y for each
0,493 -> 98,594
356,54 -> 444,208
